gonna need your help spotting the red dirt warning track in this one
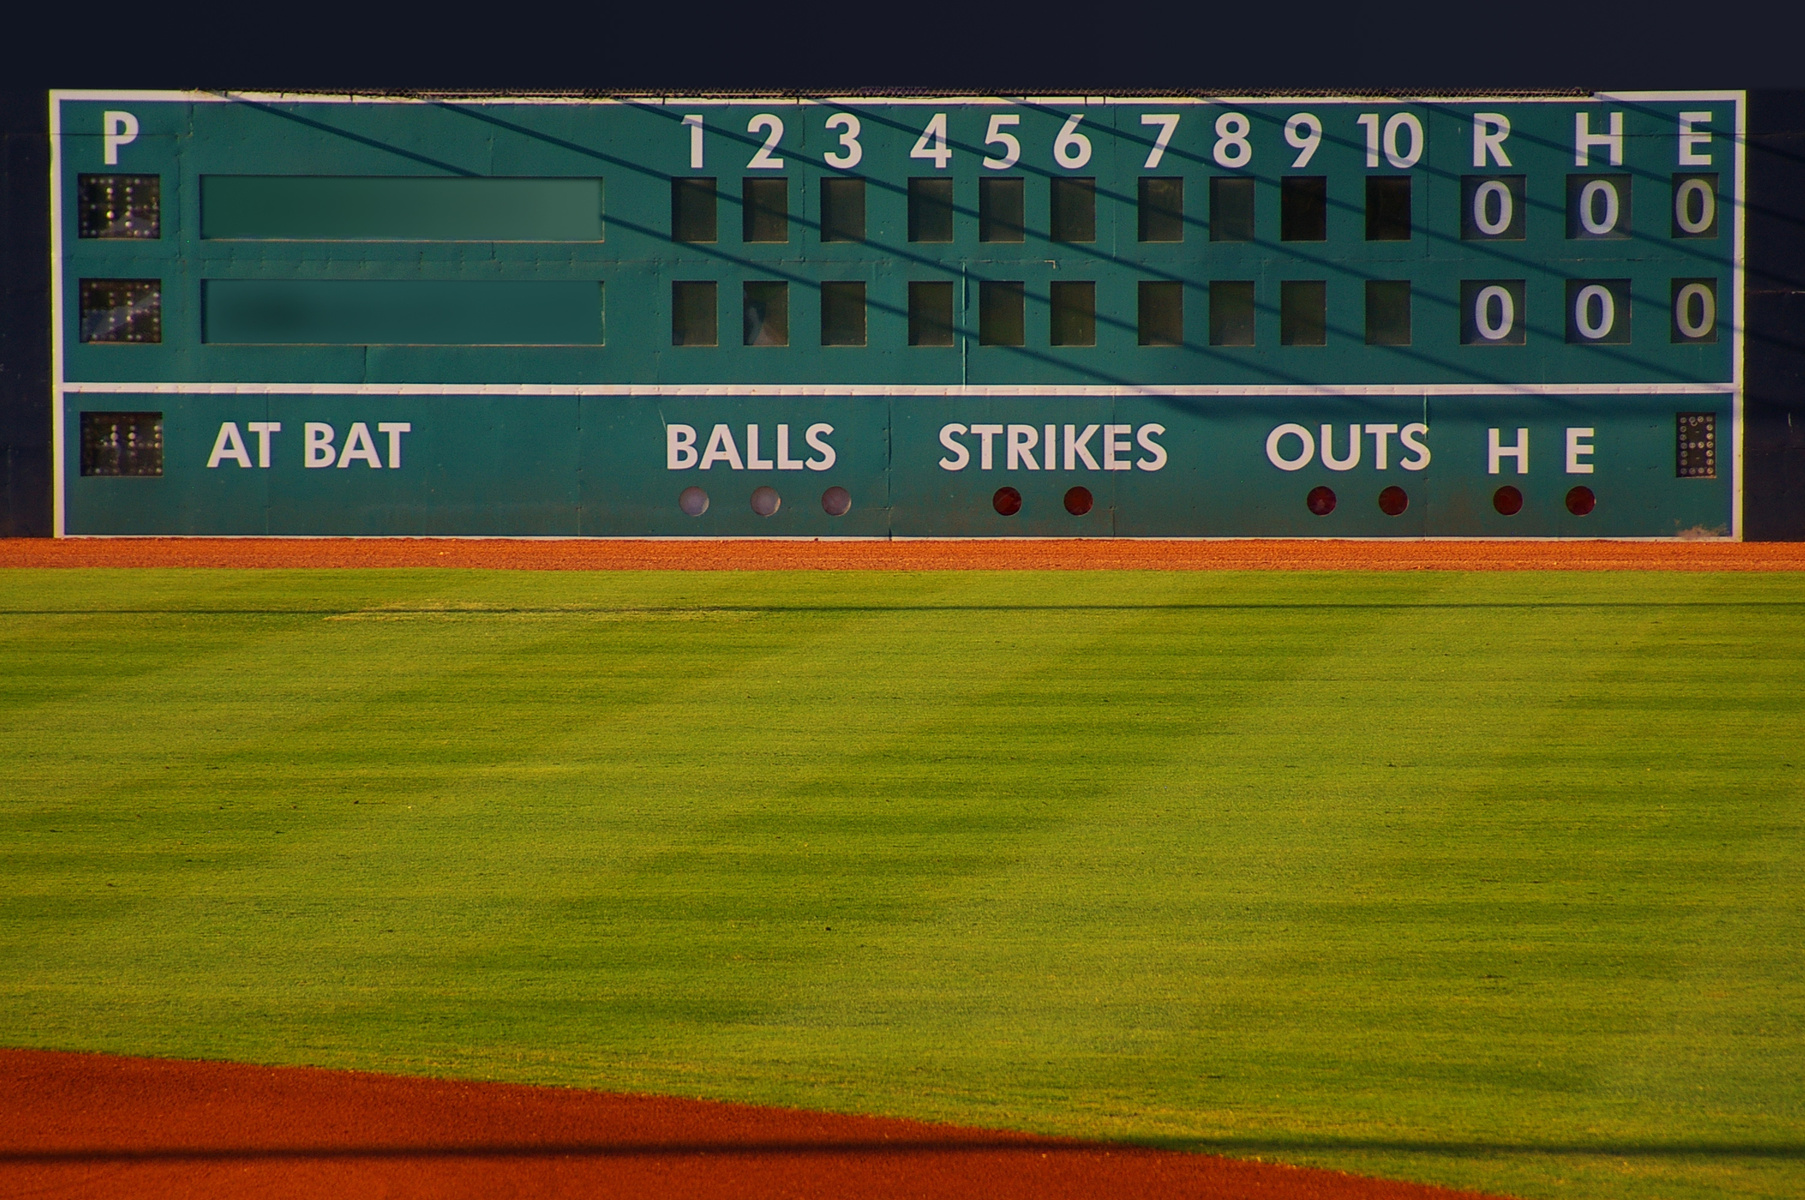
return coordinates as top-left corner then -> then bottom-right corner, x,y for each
4,536 -> 1804,571
0,1050 -> 1501,1200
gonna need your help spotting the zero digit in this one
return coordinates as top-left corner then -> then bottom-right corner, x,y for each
1579,179 -> 1619,235
1674,177 -> 1716,235
1574,284 -> 1616,340
1474,181 -> 1513,236
1567,174 -> 1631,239
1462,175 -> 1525,241
1564,279 -> 1630,343
1475,285 -> 1516,340
1383,113 -> 1424,168
1213,112 -> 1252,169
1461,279 -> 1526,345
1673,281 -> 1717,341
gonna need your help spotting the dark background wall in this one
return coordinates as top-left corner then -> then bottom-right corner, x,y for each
0,91 -> 48,536
1746,91 -> 1805,540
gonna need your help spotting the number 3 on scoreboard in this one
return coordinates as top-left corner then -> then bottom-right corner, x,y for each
824,113 -> 862,169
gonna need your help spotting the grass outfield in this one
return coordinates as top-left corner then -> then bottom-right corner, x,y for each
2,567 -> 1801,1200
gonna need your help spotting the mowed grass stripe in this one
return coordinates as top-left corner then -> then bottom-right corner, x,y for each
1,569 -> 1801,1200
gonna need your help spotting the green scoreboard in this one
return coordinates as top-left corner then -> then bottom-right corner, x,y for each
53,90 -> 1744,538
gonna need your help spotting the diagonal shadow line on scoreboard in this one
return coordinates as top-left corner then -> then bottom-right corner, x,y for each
204,96 -> 1734,391
239,95 -> 1718,389
806,96 -> 1735,294
1127,96 -> 1747,280
239,92 -> 1745,288
221,98 -> 482,178
436,107 -> 1699,391
853,96 -> 1739,281
910,93 -> 1749,372
443,100 -> 1732,388
439,103 -> 1184,384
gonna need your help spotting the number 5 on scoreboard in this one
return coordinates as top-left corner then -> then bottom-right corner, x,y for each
983,115 -> 1020,170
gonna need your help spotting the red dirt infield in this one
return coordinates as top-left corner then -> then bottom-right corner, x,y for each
3,536 -> 1804,571
0,1049 -> 1503,1200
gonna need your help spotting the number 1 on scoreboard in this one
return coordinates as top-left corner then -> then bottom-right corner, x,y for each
682,114 -> 704,169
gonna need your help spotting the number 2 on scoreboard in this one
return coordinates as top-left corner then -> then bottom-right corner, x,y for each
746,114 -> 785,169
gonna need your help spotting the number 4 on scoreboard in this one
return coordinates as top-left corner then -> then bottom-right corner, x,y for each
912,113 -> 952,169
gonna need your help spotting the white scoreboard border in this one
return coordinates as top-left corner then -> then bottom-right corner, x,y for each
48,89 -> 1749,539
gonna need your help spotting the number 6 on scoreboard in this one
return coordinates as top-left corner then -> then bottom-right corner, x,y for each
1054,115 -> 1092,169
